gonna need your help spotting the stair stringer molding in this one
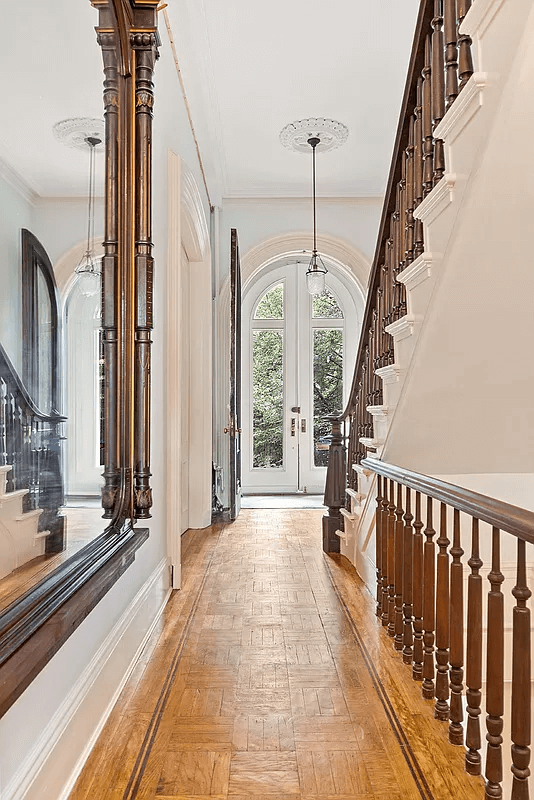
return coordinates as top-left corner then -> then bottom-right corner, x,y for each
346,0 -> 534,585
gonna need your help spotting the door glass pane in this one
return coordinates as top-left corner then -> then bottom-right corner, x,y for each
37,266 -> 53,411
312,289 -> 343,319
313,328 -> 343,466
254,283 -> 284,319
252,329 -> 283,468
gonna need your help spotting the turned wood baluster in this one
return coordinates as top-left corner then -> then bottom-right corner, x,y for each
387,479 -> 397,637
432,0 -> 445,185
444,0 -> 459,108
391,206 -> 401,323
449,508 -> 465,745
394,483 -> 405,651
402,487 -> 414,664
381,478 -> 391,627
412,491 -> 424,680
422,35 -> 434,197
405,117 -> 415,269
376,475 -> 383,617
457,0 -> 474,91
413,78 -> 425,259
435,503 -> 450,720
510,538 -> 531,799
422,496 -> 436,699
466,517 -> 483,775
485,527 -> 504,800
398,173 -> 407,316
385,237 -> 395,363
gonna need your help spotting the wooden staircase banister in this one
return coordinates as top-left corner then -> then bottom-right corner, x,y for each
0,342 -> 66,423
362,457 -> 534,545
323,0 -> 476,547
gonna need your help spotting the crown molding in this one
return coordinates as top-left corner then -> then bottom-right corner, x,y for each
222,194 -> 384,205
0,156 -> 38,206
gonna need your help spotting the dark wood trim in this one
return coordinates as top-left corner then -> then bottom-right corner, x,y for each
362,457 -> 534,544
21,229 -> 61,412
0,0 -> 160,719
343,0 -> 435,417
0,527 -> 148,717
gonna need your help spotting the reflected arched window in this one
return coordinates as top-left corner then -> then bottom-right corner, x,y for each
21,229 -> 60,412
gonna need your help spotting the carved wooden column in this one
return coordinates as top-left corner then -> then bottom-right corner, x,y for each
132,30 -> 159,519
95,0 -> 160,525
97,26 -> 120,519
322,415 -> 346,553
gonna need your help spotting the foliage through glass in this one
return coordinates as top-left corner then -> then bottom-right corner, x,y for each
313,328 -> 343,466
252,329 -> 284,468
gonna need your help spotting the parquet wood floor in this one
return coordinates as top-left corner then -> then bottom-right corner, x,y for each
69,510 -> 484,800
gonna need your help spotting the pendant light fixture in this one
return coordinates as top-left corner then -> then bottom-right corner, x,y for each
279,118 -> 349,296
305,136 -> 327,296
53,118 -> 104,297
75,135 -> 102,297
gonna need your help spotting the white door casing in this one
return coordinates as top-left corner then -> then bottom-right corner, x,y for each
166,151 -> 212,589
242,262 -> 362,494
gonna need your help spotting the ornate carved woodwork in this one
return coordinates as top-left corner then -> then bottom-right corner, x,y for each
0,0 -> 160,719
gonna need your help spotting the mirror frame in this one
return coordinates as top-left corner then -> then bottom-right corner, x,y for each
0,0 -> 159,717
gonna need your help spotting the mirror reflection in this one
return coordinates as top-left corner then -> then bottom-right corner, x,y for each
0,0 -> 107,611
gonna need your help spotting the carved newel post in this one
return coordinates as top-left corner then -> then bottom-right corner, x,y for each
322,414 -> 346,553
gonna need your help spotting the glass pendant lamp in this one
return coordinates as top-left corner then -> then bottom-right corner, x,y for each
305,136 -> 327,296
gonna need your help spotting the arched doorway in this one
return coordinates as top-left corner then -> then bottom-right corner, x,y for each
242,260 -> 364,494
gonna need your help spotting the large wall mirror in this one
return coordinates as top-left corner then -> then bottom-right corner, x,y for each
0,0 -> 159,716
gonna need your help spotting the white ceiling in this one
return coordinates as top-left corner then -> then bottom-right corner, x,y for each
166,0 -> 421,203
0,0 -> 420,202
0,0 -> 103,197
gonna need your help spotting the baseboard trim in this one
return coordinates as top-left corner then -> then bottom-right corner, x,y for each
3,557 -> 171,800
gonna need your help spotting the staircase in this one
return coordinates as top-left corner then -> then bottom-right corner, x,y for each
0,343 -> 65,581
0,465 -> 46,581
322,1 -> 534,797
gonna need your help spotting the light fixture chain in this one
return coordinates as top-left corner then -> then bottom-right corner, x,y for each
312,141 -> 317,254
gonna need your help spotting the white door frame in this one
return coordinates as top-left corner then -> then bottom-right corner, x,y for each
242,261 -> 363,494
166,151 -> 211,588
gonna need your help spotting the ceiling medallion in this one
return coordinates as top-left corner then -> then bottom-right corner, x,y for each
52,118 -> 105,151
279,118 -> 349,154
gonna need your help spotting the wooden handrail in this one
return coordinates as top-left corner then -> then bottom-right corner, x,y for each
341,0 -> 435,423
0,342 -> 65,423
361,455 -> 532,799
362,457 -> 534,545
323,0 -> 475,532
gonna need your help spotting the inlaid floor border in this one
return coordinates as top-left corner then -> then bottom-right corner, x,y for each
122,527 -> 222,800
323,555 -> 435,800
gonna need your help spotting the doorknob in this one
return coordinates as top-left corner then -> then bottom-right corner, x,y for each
291,406 -> 301,413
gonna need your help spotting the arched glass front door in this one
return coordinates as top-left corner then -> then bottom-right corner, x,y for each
242,262 -> 361,494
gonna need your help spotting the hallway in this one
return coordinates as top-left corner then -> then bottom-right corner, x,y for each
69,511 -> 483,799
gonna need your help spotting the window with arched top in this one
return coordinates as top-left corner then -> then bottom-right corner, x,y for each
21,229 -> 60,413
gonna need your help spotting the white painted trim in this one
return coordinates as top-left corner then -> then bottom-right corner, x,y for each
397,252 -> 436,291
3,557 -> 171,800
386,314 -> 416,342
0,155 -> 38,206
434,73 -> 488,144
366,405 -> 390,424
166,151 -> 183,588
461,0 -> 507,39
166,152 -> 212,567
414,174 -> 456,225
222,193 -> 384,204
376,364 -> 403,384
240,231 -> 371,295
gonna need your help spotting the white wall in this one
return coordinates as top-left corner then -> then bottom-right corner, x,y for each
383,0 -> 534,476
0,173 -> 33,373
218,197 -> 381,287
